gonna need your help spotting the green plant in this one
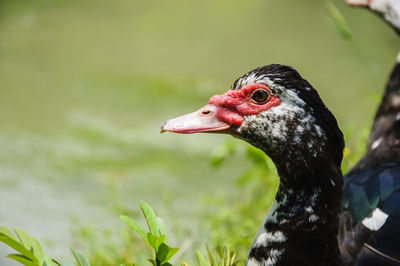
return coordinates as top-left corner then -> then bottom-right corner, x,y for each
120,200 -> 239,266
0,226 -> 90,266
120,200 -> 179,266
196,246 -> 238,266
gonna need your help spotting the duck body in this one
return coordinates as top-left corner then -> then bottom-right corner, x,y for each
342,163 -> 400,265
344,163 -> 400,226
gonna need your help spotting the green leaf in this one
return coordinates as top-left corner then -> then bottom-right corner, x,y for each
326,0 -> 352,40
0,228 -> 55,266
31,237 -> 45,265
6,254 -> 36,266
195,251 -> 209,266
156,243 -> 179,264
71,248 -> 90,266
154,235 -> 166,252
156,217 -> 166,236
147,233 -> 167,252
146,233 -> 157,250
0,233 -> 36,262
120,215 -> 148,243
14,228 -> 34,252
139,200 -> 160,237
0,226 -> 17,241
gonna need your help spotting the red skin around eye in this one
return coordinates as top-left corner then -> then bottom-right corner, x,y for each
208,84 -> 281,126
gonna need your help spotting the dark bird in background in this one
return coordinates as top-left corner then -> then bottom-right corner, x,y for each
339,0 -> 400,265
162,64 -> 345,265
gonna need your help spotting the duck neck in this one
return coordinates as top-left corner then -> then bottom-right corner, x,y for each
246,153 -> 343,266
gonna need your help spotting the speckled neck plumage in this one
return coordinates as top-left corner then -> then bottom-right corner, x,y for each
246,144 -> 343,266
237,65 -> 344,266
244,114 -> 343,266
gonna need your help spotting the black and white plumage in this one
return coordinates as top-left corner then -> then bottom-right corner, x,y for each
339,1 -> 400,265
341,164 -> 400,265
339,56 -> 400,266
340,65 -> 400,265
162,64 -> 345,266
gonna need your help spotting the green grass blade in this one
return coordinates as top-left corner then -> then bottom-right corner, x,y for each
195,251 -> 209,266
205,246 -> 215,266
326,0 -> 352,40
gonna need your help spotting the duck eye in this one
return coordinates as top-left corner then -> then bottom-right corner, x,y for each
251,89 -> 270,104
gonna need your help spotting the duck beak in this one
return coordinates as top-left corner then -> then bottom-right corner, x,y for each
160,104 -> 231,134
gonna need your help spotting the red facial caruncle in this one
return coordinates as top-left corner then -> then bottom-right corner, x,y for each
161,83 -> 281,134
208,84 -> 281,126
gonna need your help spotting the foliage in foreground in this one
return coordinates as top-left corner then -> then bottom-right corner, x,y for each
0,226 -> 90,266
120,200 -> 178,266
0,200 -> 238,266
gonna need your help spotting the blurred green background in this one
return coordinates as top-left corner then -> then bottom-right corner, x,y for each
0,0 -> 399,265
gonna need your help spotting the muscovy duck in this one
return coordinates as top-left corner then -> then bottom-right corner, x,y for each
162,64 -> 345,265
338,1 -> 400,265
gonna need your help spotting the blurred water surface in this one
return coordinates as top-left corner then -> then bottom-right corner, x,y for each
0,0 -> 399,264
